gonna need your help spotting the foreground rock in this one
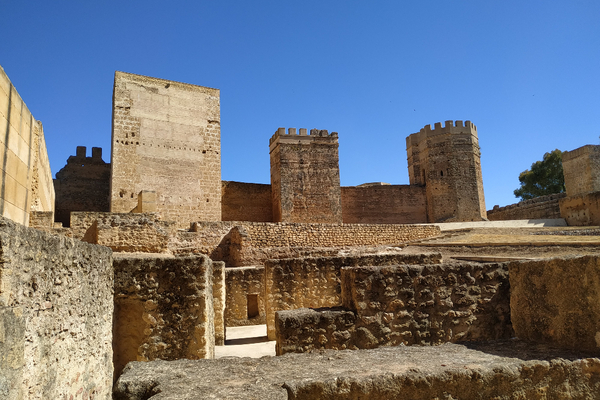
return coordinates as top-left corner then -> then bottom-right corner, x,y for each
114,340 -> 600,399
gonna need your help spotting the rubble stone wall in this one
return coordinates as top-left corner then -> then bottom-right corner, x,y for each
487,193 -> 565,221
221,181 -> 272,222
341,184 -> 427,224
265,253 -> 442,340
0,217 -> 113,399
110,71 -> 221,227
225,266 -> 266,326
509,255 -> 600,353
276,262 -> 512,354
113,255 -> 215,379
0,66 -> 54,226
212,262 -> 226,346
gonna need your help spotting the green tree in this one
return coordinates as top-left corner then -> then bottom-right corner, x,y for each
514,149 -> 565,200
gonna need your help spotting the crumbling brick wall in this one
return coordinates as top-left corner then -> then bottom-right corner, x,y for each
0,216 -> 113,399
265,253 -> 443,340
53,146 -> 110,227
110,71 -> 221,227
275,261 -> 512,355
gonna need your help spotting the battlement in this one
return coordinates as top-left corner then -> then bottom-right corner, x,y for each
67,146 -> 106,164
406,120 -> 477,148
269,127 -> 339,147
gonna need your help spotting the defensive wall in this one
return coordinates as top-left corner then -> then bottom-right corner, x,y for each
0,65 -> 54,226
487,193 -> 565,221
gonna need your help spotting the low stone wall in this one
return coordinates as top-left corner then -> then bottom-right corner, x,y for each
113,255 -> 215,379
509,255 -> 600,353
71,212 -> 177,253
276,261 -> 512,354
265,253 -> 442,340
559,192 -> 600,226
225,266 -> 266,326
221,181 -> 273,222
0,217 -> 113,399
487,193 -> 565,221
341,184 -> 427,224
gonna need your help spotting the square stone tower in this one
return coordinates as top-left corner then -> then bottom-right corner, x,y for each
269,128 -> 342,223
562,145 -> 600,197
407,120 -> 486,222
111,71 -> 221,227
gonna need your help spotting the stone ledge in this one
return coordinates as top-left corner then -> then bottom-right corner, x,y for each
114,340 -> 600,400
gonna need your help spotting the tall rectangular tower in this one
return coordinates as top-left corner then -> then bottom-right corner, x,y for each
562,145 -> 600,197
407,120 -> 486,222
269,128 -> 342,223
111,71 -> 221,227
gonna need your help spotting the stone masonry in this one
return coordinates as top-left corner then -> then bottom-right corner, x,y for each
270,128 -> 342,223
111,71 -> 221,227
407,120 -> 486,222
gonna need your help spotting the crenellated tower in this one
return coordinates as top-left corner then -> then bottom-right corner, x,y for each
269,127 -> 342,223
407,120 -> 486,222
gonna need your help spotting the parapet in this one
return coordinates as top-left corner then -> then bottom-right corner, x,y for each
67,146 -> 107,164
406,120 -> 477,148
562,144 -> 600,163
269,127 -> 339,149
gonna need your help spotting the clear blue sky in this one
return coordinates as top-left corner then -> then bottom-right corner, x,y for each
2,1 -> 599,209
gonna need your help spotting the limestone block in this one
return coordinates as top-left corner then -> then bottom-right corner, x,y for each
509,255 -> 600,353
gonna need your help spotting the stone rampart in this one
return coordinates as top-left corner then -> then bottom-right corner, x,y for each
0,216 -> 113,399
0,65 -> 54,226
265,253 -> 443,340
341,184 -> 427,224
487,193 -> 565,221
509,255 -> 600,353
113,255 -> 216,379
275,261 -> 511,354
221,181 -> 273,222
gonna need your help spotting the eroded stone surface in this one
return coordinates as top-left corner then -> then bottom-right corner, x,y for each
114,340 -> 600,400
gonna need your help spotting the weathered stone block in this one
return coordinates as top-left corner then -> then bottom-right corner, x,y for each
509,255 -> 600,353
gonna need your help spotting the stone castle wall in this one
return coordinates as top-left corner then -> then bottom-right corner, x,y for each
270,128 -> 342,223
559,191 -> 600,226
487,193 -> 565,221
0,65 -> 54,226
0,217 -> 113,399
110,71 -> 221,227
221,181 -> 272,222
53,146 -> 111,226
407,120 -> 486,222
562,145 -> 600,197
341,184 -> 427,224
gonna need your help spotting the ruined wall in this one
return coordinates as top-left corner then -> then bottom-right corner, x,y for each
111,71 -> 221,227
0,65 -> 54,226
54,146 -> 111,226
270,128 -> 342,223
562,145 -> 600,197
221,181 -> 273,222
341,184 -> 427,224
113,255 -> 215,379
487,193 -> 565,221
70,212 -> 177,253
213,262 -> 226,346
559,192 -> 600,226
264,253 -> 442,340
225,266 -> 266,326
276,261 -> 512,354
0,216 -> 113,399
407,120 -> 486,222
509,255 -> 600,353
